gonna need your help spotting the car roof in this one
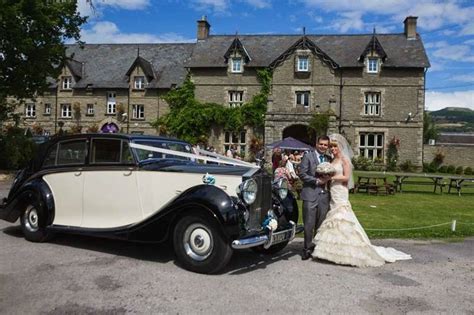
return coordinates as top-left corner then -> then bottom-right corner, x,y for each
48,133 -> 190,145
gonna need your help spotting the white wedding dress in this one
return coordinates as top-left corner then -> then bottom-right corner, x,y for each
312,162 -> 411,267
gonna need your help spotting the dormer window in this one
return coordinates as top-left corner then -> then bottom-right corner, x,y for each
367,58 -> 379,73
62,76 -> 72,90
297,56 -> 309,72
134,76 -> 145,89
231,57 -> 242,73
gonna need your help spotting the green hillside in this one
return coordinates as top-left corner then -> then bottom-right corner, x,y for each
429,107 -> 474,132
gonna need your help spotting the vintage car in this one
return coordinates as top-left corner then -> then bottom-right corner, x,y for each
0,134 -> 302,273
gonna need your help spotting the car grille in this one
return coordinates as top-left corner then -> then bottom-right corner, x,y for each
246,171 -> 272,231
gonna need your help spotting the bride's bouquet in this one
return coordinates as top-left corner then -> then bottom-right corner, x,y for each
316,162 -> 336,175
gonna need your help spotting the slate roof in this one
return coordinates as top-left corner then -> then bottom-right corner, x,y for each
63,43 -> 194,89
187,34 -> 430,68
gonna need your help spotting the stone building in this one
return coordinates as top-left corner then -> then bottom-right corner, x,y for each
10,16 -> 430,166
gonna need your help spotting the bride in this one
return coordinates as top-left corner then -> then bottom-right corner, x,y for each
312,134 -> 411,267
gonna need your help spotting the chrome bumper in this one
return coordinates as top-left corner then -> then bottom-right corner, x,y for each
231,221 -> 304,250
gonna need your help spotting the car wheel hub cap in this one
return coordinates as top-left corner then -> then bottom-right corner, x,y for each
183,224 -> 213,261
25,206 -> 39,232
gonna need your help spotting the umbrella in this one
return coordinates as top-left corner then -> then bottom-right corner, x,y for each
266,137 -> 313,151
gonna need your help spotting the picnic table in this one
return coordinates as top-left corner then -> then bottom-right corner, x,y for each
355,174 -> 394,195
394,173 -> 445,194
447,176 -> 474,196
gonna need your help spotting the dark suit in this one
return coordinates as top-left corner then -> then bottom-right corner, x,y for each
299,150 -> 331,251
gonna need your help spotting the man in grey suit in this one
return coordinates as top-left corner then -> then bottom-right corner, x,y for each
299,135 -> 331,260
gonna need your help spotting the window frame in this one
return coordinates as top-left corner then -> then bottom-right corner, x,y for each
228,90 -> 244,108
132,104 -> 145,119
359,132 -> 384,161
62,76 -> 72,90
367,58 -> 379,73
61,103 -> 72,118
134,76 -> 145,90
86,103 -> 94,116
231,57 -> 243,73
364,92 -> 381,116
107,92 -> 116,115
295,91 -> 310,107
25,103 -> 36,118
224,130 -> 246,156
297,56 -> 309,72
44,103 -> 51,116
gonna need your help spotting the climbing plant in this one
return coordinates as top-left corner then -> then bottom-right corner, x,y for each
151,69 -> 272,144
308,110 -> 331,138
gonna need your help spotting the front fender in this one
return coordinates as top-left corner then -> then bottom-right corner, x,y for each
123,185 -> 241,242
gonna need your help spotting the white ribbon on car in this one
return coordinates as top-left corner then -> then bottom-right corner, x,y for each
129,143 -> 258,168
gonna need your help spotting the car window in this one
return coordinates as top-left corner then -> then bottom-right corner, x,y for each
42,140 -> 87,167
91,139 -> 134,164
133,140 -> 192,162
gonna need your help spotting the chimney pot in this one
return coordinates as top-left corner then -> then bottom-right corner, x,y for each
197,16 -> 211,41
404,16 -> 418,40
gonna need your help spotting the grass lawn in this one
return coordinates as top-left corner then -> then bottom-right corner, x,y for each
295,191 -> 474,240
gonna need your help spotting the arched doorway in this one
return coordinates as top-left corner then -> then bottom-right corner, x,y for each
282,124 -> 315,145
101,122 -> 119,133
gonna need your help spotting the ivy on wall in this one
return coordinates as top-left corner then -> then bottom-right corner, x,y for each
151,69 -> 272,144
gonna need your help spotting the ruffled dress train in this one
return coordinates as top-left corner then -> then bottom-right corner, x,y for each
312,163 -> 411,267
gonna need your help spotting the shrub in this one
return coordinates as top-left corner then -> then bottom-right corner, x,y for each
446,165 -> 456,174
464,167 -> 472,175
400,160 -> 416,173
352,156 -> 372,171
0,127 -> 37,170
432,149 -> 445,168
438,165 -> 448,173
455,166 -> 464,175
423,162 -> 437,173
386,137 -> 400,171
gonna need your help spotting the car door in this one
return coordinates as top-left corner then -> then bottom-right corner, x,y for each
43,138 -> 88,227
81,138 -> 141,228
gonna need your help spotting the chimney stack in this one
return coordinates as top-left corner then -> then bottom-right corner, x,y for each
197,16 -> 210,41
404,16 -> 418,40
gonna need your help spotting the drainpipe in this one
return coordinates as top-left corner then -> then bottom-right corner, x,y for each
54,87 -> 58,134
421,67 -> 427,165
339,69 -> 343,133
127,86 -> 130,133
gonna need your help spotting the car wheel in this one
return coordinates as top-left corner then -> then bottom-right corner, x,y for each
173,214 -> 232,274
251,241 -> 289,255
20,200 -> 51,242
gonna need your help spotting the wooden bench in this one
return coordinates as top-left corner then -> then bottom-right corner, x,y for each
355,175 -> 394,195
394,174 -> 445,194
447,177 -> 474,196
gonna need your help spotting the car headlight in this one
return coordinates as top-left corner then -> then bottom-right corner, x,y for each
276,178 -> 289,200
240,178 -> 258,205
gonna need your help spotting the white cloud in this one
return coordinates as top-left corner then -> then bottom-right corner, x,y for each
79,21 -> 193,43
331,11 -> 364,32
461,22 -> 474,35
450,75 -> 474,83
426,90 -> 474,111
431,43 -> 474,63
191,0 -> 229,13
95,0 -> 150,10
241,0 -> 271,9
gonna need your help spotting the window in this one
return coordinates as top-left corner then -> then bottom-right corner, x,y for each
231,57 -> 242,73
61,104 -> 72,118
367,58 -> 379,73
364,92 -> 381,116
44,103 -> 51,115
224,130 -> 246,157
132,104 -> 145,119
43,140 -> 87,167
91,139 -> 133,164
107,92 -> 116,114
296,91 -> 310,107
62,76 -> 72,89
228,91 -> 243,108
134,76 -> 145,89
359,133 -> 384,160
297,56 -> 309,72
87,104 -> 94,116
25,103 -> 36,118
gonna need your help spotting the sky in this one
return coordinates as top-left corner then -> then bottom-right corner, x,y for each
75,0 -> 474,111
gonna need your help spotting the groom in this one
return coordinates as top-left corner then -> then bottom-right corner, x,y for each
299,135 -> 331,260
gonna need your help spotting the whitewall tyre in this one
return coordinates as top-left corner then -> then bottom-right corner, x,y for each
20,200 -> 51,242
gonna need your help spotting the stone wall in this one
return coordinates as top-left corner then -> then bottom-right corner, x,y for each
423,145 -> 474,168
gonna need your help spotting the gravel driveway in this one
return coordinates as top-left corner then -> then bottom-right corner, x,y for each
0,179 -> 472,314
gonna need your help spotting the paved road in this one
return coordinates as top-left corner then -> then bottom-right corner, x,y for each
0,179 -> 473,314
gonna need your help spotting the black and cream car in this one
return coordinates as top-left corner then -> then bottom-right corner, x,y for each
0,134 -> 301,273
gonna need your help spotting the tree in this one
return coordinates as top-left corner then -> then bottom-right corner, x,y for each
0,0 -> 87,128
423,111 -> 438,143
